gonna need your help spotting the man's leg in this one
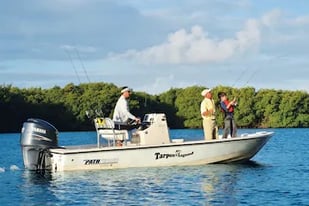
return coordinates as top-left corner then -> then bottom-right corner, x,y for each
222,117 -> 231,138
231,119 -> 237,137
203,119 -> 213,140
212,122 -> 219,140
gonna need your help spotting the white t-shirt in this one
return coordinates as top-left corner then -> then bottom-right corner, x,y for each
113,95 -> 136,123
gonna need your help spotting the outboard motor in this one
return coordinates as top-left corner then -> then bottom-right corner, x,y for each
20,118 -> 58,171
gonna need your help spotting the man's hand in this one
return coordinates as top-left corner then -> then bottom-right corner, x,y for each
232,98 -> 237,106
135,117 -> 141,124
203,109 -> 214,117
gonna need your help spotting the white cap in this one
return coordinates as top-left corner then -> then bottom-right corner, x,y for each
121,87 -> 132,93
201,88 -> 211,96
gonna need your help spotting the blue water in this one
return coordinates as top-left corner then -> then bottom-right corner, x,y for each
0,128 -> 308,205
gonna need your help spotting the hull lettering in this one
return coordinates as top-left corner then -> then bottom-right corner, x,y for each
83,158 -> 118,165
154,150 -> 194,160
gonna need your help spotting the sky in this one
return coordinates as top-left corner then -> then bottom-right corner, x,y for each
0,0 -> 308,94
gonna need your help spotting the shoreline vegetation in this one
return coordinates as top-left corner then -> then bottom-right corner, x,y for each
0,82 -> 308,133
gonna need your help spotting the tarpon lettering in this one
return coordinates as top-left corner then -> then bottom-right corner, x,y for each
154,150 -> 194,160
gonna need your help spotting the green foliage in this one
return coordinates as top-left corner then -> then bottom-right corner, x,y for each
0,83 -> 308,132
174,86 -> 204,128
235,87 -> 257,128
254,89 -> 309,128
157,88 -> 182,128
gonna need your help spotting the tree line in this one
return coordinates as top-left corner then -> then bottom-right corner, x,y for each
0,83 -> 308,133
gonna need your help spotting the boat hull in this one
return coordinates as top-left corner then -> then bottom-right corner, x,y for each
49,132 -> 273,171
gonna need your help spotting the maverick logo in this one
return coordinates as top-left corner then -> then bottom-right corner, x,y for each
154,150 -> 194,160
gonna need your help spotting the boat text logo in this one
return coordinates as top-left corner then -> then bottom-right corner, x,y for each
83,158 -> 118,165
154,150 -> 194,160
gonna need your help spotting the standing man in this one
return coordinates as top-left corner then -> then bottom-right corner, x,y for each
218,92 -> 237,138
200,88 -> 218,140
113,86 -> 141,126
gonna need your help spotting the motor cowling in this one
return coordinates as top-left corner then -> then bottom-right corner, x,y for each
20,118 -> 59,170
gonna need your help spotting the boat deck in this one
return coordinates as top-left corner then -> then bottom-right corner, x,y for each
49,132 -> 273,155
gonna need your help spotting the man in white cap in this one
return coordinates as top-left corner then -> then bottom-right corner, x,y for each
113,86 -> 141,126
200,88 -> 218,140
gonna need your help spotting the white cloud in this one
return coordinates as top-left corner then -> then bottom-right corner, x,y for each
109,17 -> 262,64
1,1 -> 308,93
108,9 -> 309,66
261,9 -> 282,26
60,45 -> 97,53
0,0 -> 167,60
289,15 -> 309,26
136,74 -> 197,94
137,75 -> 175,94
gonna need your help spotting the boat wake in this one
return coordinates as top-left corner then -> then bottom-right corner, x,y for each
10,165 -> 20,171
0,165 -> 20,173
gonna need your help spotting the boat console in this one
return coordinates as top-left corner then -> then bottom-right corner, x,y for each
95,113 -> 171,146
132,113 -> 170,145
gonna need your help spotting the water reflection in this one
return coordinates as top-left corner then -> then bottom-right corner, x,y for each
20,162 -> 265,205
201,164 -> 239,205
21,171 -> 60,205
201,161 -> 265,205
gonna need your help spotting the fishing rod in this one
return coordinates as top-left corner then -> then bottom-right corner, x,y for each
64,46 -> 104,119
65,48 -> 81,84
241,68 -> 260,88
222,54 -> 285,108
231,66 -> 249,88
74,49 -> 103,118
231,54 -> 287,89
74,47 -> 91,83
76,49 -> 104,118
244,54 -> 287,88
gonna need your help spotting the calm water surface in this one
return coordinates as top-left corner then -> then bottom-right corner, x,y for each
0,128 -> 308,205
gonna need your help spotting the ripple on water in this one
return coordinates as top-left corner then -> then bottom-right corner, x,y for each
10,165 -> 20,171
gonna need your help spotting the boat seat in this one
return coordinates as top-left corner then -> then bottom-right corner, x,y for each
94,117 -> 140,131
94,118 -> 129,141
94,117 -> 115,130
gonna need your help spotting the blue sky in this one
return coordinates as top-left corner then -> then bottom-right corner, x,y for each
0,0 -> 308,94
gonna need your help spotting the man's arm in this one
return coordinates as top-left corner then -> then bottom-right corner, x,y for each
220,101 -> 229,112
201,100 -> 214,117
122,99 -> 139,122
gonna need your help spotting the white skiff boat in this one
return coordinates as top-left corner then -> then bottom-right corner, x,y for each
20,113 -> 273,172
